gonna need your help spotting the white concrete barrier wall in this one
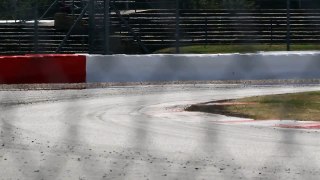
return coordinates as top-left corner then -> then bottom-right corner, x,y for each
86,51 -> 320,82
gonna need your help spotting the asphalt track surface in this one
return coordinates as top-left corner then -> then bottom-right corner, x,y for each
1,84 -> 320,180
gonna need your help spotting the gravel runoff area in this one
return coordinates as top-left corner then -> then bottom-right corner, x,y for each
1,79 -> 320,90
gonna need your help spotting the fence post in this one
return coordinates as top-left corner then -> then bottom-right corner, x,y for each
14,1 -> 17,23
135,1 -> 136,13
175,0 -> 180,54
205,16 -> 208,47
34,0 -> 39,54
88,0 -> 95,54
18,26 -> 21,53
286,0 -> 291,51
104,0 -> 110,54
72,0 -> 75,20
270,19 -> 273,45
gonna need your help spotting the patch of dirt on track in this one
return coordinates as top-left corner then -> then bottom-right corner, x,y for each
185,100 -> 256,119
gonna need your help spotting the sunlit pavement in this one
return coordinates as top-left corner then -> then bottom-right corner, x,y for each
1,84 -> 320,180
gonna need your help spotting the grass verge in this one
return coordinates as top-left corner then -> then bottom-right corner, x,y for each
186,91 -> 320,121
155,44 -> 320,54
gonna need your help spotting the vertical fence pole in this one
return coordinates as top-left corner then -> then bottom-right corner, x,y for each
72,0 -> 75,20
205,16 -> 208,47
19,26 -> 21,53
175,0 -> 180,54
34,0 -> 39,54
14,1 -> 17,23
104,0 -> 110,54
286,0 -> 291,51
270,19 -> 273,45
299,0 -> 302,8
89,0 -> 95,54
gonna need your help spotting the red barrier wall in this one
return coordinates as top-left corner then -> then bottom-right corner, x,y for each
0,54 -> 86,84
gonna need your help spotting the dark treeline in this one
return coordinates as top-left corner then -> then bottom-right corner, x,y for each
2,0 -> 320,19
257,0 -> 320,9
0,0 -> 54,20
139,0 -> 320,9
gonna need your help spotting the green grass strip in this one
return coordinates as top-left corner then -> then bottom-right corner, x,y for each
155,44 -> 320,54
186,91 -> 320,121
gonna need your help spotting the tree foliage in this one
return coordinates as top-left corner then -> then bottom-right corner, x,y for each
0,0 -> 53,20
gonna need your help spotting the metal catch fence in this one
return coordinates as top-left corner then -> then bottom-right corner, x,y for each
1,0 -> 320,54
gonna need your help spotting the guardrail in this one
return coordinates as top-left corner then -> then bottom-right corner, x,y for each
2,52 -> 320,84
